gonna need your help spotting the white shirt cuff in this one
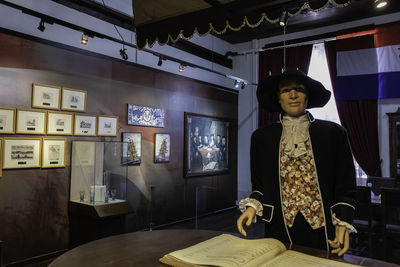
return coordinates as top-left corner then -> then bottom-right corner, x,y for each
332,213 -> 358,233
239,197 -> 263,223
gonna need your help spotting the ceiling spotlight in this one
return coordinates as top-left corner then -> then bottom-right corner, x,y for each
120,48 -> 128,60
179,64 -> 184,72
279,11 -> 288,27
81,34 -> 88,45
374,0 -> 388,8
241,82 -> 246,90
37,20 -> 45,32
157,57 -> 163,67
234,80 -> 240,88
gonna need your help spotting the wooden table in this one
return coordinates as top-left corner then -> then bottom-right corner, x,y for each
49,229 -> 399,267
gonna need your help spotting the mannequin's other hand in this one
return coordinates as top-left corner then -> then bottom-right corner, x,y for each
328,225 -> 349,256
237,207 -> 256,237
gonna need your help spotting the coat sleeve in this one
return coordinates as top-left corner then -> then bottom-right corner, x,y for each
330,126 -> 357,224
249,130 -> 265,204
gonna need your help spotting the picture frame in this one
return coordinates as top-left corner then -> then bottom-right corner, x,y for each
98,115 -> 119,136
42,138 -> 66,168
74,114 -> 97,136
61,87 -> 87,112
0,107 -> 16,134
16,108 -> 46,135
127,104 -> 165,127
0,138 -> 3,177
2,137 -> 42,169
47,111 -> 74,135
184,112 -> 230,177
32,83 -> 61,110
154,133 -> 170,163
121,132 -> 141,165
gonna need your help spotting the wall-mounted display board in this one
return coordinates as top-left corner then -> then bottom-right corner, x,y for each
127,104 -> 165,127
184,112 -> 230,177
121,132 -> 141,165
32,83 -> 61,110
16,109 -> 46,135
74,114 -> 97,136
97,116 -> 118,136
2,137 -> 42,169
47,111 -> 74,135
61,88 -> 87,112
42,138 -> 66,168
0,107 -> 16,134
155,133 -> 170,163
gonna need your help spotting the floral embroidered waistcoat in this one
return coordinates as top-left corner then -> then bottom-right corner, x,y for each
280,115 -> 325,230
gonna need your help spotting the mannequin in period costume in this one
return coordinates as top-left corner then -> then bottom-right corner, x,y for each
237,70 -> 356,256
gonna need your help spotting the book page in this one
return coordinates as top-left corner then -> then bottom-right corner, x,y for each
160,234 -> 286,267
263,250 -> 359,267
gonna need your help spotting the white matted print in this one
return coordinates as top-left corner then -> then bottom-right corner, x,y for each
47,111 -> 73,135
74,115 -> 96,136
2,137 -> 41,169
98,116 -> 118,136
0,108 -> 15,134
154,133 -> 170,163
0,138 -> 2,177
42,138 -> 66,168
61,88 -> 87,112
32,83 -> 61,110
16,109 -> 46,134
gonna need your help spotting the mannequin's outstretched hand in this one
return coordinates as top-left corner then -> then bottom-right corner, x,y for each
236,207 -> 256,237
328,225 -> 349,256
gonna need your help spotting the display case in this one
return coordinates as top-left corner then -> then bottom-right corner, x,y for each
69,141 -> 132,217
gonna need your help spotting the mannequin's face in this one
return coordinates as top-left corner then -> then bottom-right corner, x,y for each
278,82 -> 308,117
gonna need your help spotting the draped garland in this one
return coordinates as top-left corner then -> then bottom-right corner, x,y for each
134,0 -> 351,49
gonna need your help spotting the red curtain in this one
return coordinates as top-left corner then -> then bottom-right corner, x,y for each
324,39 -> 382,177
258,45 -> 313,127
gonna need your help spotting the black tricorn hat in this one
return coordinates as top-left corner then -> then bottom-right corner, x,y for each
256,70 -> 331,112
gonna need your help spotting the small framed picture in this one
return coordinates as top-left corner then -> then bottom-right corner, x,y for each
2,137 -> 42,169
16,109 -> 46,134
74,114 -> 96,136
0,107 -> 16,134
154,133 -> 170,163
47,111 -> 74,135
98,116 -> 118,136
122,132 -> 141,165
32,83 -> 61,110
42,138 -> 66,168
0,138 -> 3,177
61,88 -> 87,112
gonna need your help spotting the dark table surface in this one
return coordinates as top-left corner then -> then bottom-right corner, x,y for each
49,229 -> 399,267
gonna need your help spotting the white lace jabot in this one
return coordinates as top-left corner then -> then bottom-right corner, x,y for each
281,114 -> 310,158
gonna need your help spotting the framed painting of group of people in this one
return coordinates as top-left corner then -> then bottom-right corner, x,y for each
184,112 -> 230,177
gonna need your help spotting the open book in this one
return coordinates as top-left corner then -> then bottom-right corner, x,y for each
159,234 -> 358,267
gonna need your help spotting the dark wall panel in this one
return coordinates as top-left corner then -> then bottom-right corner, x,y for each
0,32 -> 238,264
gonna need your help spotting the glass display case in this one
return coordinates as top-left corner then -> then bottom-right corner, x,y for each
70,141 -> 132,217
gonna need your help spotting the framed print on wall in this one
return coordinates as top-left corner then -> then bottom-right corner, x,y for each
98,115 -> 118,136
16,109 -> 46,135
32,83 -> 61,110
127,104 -> 165,127
74,114 -> 96,136
61,87 -> 87,112
184,112 -> 230,177
2,137 -> 42,169
42,138 -> 66,168
47,111 -> 73,135
0,107 -> 16,134
0,138 -> 3,177
154,133 -> 170,163
121,132 -> 141,165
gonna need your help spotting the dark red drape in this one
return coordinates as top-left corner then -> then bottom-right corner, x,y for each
258,45 -> 313,127
324,39 -> 382,177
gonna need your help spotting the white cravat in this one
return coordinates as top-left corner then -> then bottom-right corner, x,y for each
281,114 -> 310,158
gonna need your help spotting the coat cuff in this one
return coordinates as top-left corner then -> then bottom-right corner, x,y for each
330,202 -> 355,224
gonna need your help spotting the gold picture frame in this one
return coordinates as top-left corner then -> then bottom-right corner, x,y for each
32,83 -> 61,110
61,87 -> 87,112
42,138 -> 67,168
0,107 -> 16,134
16,108 -> 47,135
97,115 -> 119,136
2,137 -> 42,169
74,114 -> 97,136
47,111 -> 74,135
0,138 -> 3,176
